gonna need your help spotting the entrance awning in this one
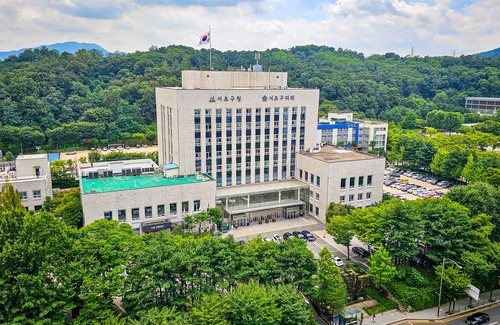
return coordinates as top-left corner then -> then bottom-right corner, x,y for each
226,200 -> 305,215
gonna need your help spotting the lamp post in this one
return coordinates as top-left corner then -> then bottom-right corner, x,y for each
437,257 -> 462,317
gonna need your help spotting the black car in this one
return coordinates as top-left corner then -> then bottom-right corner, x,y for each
466,312 -> 490,325
292,231 -> 306,241
301,230 -> 315,241
283,232 -> 293,240
352,246 -> 369,258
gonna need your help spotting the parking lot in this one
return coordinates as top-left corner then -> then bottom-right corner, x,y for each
383,167 -> 452,201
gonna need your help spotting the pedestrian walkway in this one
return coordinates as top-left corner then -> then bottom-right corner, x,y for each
221,216 -> 322,242
312,230 -> 500,324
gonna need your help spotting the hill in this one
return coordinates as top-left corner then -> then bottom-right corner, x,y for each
0,41 -> 111,60
475,47 -> 500,59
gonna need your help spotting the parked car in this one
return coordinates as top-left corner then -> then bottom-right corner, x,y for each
102,147 -> 108,151
292,231 -> 306,241
271,234 -> 282,243
332,255 -> 344,267
352,246 -> 369,257
283,232 -> 293,240
238,240 -> 247,245
369,246 -> 378,254
301,230 -> 315,241
125,145 -> 130,150
466,312 -> 490,325
66,150 -> 77,155
135,144 -> 141,148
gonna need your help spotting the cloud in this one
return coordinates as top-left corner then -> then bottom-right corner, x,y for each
52,0 -> 130,19
132,0 -> 262,7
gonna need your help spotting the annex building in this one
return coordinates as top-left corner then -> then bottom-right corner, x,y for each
465,97 -> 500,115
0,154 -> 52,212
79,159 -> 216,234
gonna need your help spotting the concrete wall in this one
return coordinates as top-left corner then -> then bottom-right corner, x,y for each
181,70 -> 288,89
82,178 -> 216,232
296,152 -> 385,224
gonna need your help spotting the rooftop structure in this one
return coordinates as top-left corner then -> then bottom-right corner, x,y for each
465,97 -> 500,115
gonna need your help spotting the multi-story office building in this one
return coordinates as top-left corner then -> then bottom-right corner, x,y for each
156,70 -> 319,187
318,112 -> 387,151
79,159 -> 216,234
0,154 -> 52,211
465,97 -> 500,115
297,146 -> 385,225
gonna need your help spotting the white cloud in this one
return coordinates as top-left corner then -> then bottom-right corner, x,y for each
0,0 -> 498,57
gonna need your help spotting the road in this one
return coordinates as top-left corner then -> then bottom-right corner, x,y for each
443,305 -> 500,324
60,145 -> 159,161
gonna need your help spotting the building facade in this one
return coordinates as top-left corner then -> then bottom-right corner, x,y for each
465,97 -> 500,115
79,159 -> 216,234
296,146 -> 385,225
0,154 -> 52,212
318,112 -> 387,151
156,70 -> 320,187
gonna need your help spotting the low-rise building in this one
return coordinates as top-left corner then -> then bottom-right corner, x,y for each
79,159 -> 216,234
296,146 -> 385,225
465,97 -> 500,115
0,154 -> 52,212
318,112 -> 387,151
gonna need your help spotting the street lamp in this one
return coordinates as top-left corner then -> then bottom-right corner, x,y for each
437,257 -> 462,317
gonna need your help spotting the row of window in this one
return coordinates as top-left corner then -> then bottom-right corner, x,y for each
308,203 -> 320,217
298,169 -> 321,187
309,190 -> 320,201
107,200 -> 202,222
339,192 -> 372,203
20,190 -> 42,200
340,176 -> 372,189
195,107 -> 307,117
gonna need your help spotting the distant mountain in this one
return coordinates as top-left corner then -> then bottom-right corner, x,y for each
475,47 -> 500,59
0,41 -> 114,60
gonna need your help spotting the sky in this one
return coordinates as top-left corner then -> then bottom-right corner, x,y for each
0,0 -> 499,57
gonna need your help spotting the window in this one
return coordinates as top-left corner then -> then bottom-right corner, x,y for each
182,201 -> 189,214
358,176 -> 364,187
340,195 -> 346,203
34,205 -> 42,213
309,204 -> 313,213
118,209 -> 126,222
340,178 -> 346,189
316,176 -> 321,187
305,172 -> 309,181
349,195 -> 354,202
367,175 -> 373,186
194,200 -> 201,212
104,211 -> 112,220
145,206 -> 152,218
157,204 -> 165,217
315,206 -> 319,216
358,193 -> 363,200
310,190 -> 313,197
132,208 -> 140,221
349,177 -> 355,188
299,169 -> 303,179
170,203 -> 177,215
316,193 -> 320,200
20,191 -> 27,200
311,174 -> 314,184
33,190 -> 41,198
366,192 -> 372,199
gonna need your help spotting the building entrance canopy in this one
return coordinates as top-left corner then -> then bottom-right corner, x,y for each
215,180 -> 309,215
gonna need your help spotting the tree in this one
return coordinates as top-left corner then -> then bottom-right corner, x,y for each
368,247 -> 397,288
130,307 -> 191,325
191,293 -> 228,325
401,110 -> 417,129
437,263 -> 470,311
51,188 -> 83,228
326,203 -> 354,260
225,280 -> 282,325
461,154 -> 483,183
315,247 -> 348,314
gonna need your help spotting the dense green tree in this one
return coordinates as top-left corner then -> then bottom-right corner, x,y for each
315,247 -> 348,313
368,247 -> 397,288
326,203 -> 354,260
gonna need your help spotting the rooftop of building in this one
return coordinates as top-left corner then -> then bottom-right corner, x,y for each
15,154 -> 48,160
216,179 -> 308,198
81,173 -> 215,194
300,146 -> 382,163
466,97 -> 500,101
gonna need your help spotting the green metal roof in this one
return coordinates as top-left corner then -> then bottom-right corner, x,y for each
81,173 -> 214,194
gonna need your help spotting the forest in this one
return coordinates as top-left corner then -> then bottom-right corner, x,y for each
1,44 -> 500,154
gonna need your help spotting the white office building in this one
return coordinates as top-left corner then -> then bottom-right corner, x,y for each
0,154 -> 52,211
156,70 -> 320,187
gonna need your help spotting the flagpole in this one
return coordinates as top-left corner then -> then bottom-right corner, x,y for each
209,25 -> 212,71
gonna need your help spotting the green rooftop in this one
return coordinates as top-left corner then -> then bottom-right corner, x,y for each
81,173 -> 214,194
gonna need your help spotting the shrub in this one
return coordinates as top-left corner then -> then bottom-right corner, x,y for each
363,287 -> 397,315
385,280 -> 437,311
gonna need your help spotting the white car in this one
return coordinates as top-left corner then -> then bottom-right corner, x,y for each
263,237 -> 273,242
271,234 -> 282,243
333,255 -> 344,267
